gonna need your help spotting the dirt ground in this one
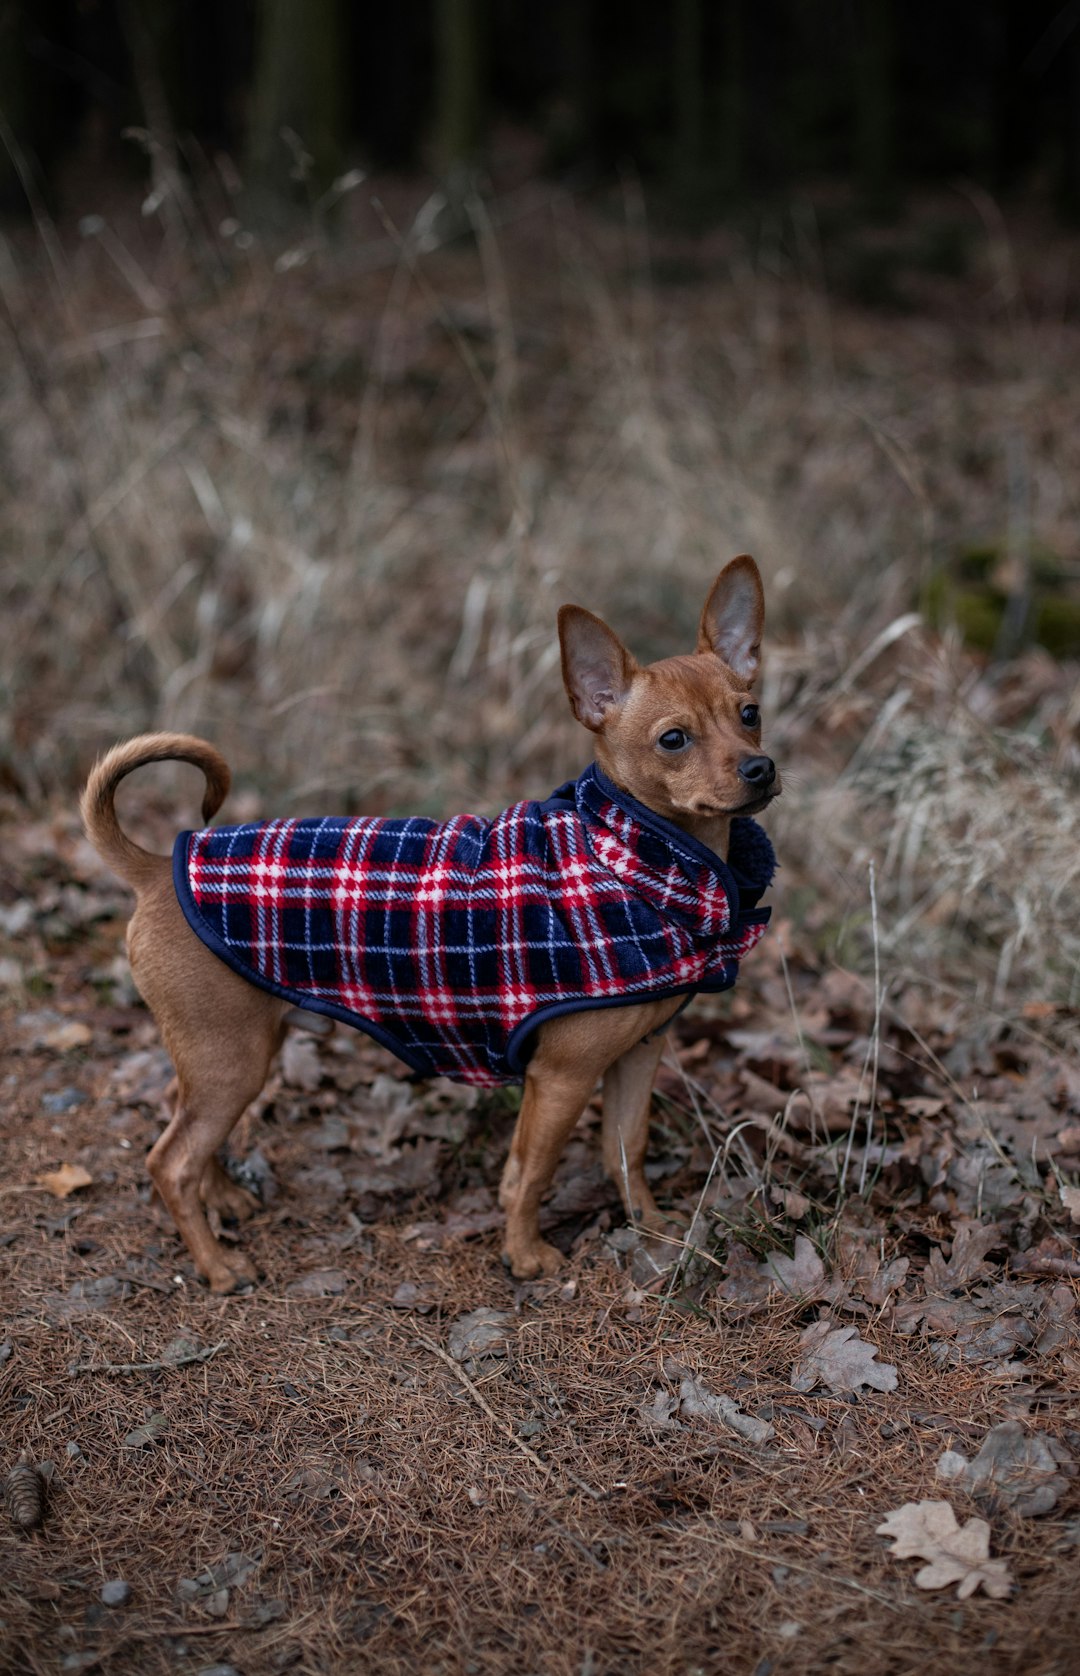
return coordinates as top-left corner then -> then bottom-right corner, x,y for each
2,802 -> 1079,1676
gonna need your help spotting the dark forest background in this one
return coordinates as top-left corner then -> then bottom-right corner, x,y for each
3,0 -> 1080,219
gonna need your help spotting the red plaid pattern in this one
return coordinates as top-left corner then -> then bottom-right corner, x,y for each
173,764 -> 775,1085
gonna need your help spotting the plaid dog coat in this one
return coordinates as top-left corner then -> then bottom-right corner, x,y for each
173,763 -> 776,1087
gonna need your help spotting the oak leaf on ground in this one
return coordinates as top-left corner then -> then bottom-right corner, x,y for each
1058,1183 -> 1080,1226
280,1033 -> 322,1092
937,1420 -> 1075,1517
758,1235 -> 829,1300
926,1223 -> 1003,1291
658,1360 -> 776,1445
876,1500 -> 1013,1599
40,1019 -> 93,1053
790,1319 -> 898,1396
448,1308 -> 513,1365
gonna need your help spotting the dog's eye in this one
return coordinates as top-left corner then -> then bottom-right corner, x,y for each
657,728 -> 690,752
740,704 -> 760,728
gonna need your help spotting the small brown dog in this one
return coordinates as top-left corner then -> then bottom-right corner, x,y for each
82,555 -> 779,1293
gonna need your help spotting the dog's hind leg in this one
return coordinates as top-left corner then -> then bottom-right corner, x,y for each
158,1076 -> 256,1222
147,1023 -> 281,1293
126,878 -> 285,1290
200,1156 -> 260,1223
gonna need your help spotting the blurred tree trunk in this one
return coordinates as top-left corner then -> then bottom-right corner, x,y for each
1059,15 -> 1080,220
854,0 -> 895,211
548,0 -> 594,169
717,0 -> 744,198
247,0 -> 345,206
0,5 -> 35,211
433,0 -> 485,175
0,1 -> 65,214
672,0 -> 704,209
119,0 -> 191,249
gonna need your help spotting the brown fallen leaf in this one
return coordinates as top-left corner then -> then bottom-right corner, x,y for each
790,1319 -> 898,1397
899,1096 -> 948,1119
122,1412 -> 168,1449
281,1033 -> 322,1092
937,1420 -> 1075,1517
783,1067 -> 880,1133
639,1388 -> 681,1429
178,1548 -> 262,1604
447,1308 -> 513,1365
857,1256 -> 910,1308
1034,1284 -> 1079,1355
759,1235 -> 829,1301
726,1026 -> 803,1071
817,966 -> 875,1029
738,1066 -> 787,1116
926,1223 -> 1003,1291
34,1162 -> 93,1198
877,1500 -> 1013,1599
669,1369 -> 775,1445
775,1187 -> 809,1219
400,1208 -> 504,1251
1011,1236 -> 1080,1279
285,1268 -> 349,1298
40,1019 -> 93,1053
1058,1183 -> 1080,1226
377,1138 -> 443,1194
715,1240 -> 774,1310
948,1308 -> 1032,1368
389,1282 -> 436,1313
280,1463 -> 348,1502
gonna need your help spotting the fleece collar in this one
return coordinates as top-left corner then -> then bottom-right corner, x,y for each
569,763 -> 776,940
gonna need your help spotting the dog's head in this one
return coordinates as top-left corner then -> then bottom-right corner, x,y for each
558,555 -> 780,835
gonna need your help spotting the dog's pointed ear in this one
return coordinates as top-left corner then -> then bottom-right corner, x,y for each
558,605 -> 637,732
697,555 -> 765,685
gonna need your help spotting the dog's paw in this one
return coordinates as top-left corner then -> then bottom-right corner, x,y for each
203,1251 -> 258,1295
629,1204 -> 669,1240
201,1160 -> 260,1223
503,1238 -> 565,1280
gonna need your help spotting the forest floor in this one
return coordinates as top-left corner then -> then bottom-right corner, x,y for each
2,806 -> 1079,1676
2,155 -> 1080,1674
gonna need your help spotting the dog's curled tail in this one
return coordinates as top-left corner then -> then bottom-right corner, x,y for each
80,732 -> 231,888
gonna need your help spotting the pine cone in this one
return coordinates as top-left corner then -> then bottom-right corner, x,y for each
5,1455 -> 44,1530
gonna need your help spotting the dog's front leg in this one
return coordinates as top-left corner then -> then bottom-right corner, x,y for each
500,999 -> 682,1277
500,1052 -> 598,1279
601,1030 -> 669,1234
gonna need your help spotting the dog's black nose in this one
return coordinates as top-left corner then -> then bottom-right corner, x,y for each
738,755 -> 776,788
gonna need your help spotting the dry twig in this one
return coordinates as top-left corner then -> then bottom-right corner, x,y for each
413,1329 -> 603,1500
68,1341 -> 226,1376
